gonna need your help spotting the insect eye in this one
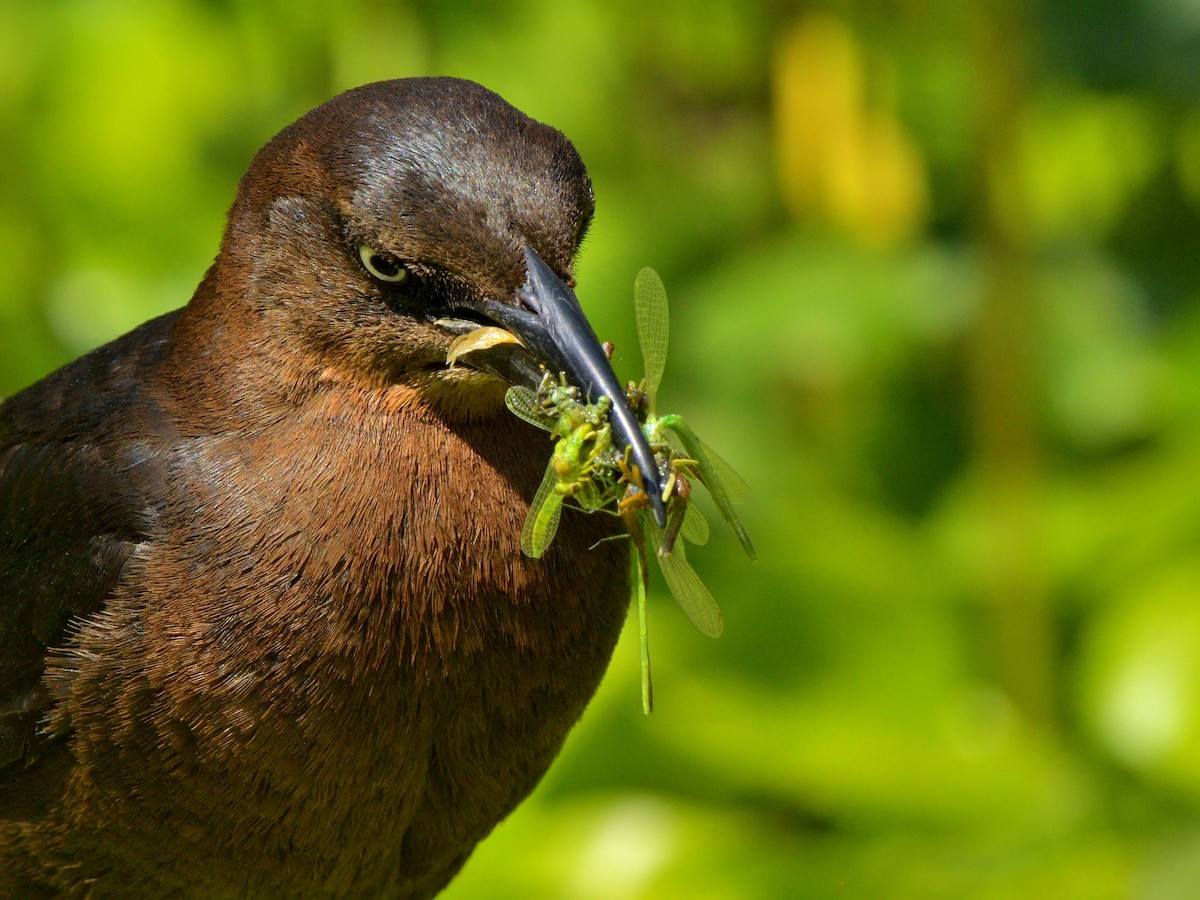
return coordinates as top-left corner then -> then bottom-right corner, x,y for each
357,244 -> 409,283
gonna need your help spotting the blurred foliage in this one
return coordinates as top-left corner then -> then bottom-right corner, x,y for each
3,0 -> 1200,897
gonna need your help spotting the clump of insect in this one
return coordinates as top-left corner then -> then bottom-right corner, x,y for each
452,269 -> 756,713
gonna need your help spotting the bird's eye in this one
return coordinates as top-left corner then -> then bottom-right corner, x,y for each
357,244 -> 409,283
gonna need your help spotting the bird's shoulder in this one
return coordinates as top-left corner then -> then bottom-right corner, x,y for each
0,312 -> 179,773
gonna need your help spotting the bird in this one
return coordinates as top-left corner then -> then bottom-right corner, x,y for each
0,77 -> 665,897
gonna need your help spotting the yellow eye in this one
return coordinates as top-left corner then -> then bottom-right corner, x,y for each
357,244 -> 408,283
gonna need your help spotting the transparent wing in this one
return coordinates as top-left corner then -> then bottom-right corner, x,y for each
505,386 -> 555,432
680,501 -> 710,546
663,418 -> 756,561
697,438 -> 748,504
647,518 -> 724,638
521,463 -> 564,558
634,267 -> 669,413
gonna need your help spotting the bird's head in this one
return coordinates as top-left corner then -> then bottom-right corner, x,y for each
188,77 -> 665,523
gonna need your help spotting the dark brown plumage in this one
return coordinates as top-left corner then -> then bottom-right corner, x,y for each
0,77 -> 641,897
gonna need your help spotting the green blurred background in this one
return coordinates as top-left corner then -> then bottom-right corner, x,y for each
4,0 -> 1200,897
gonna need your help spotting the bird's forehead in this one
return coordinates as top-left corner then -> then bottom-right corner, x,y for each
349,117 -> 534,226
336,102 -> 592,285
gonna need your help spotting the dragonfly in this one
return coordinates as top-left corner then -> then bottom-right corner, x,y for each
615,268 -> 756,710
629,267 -> 756,563
499,267 -> 755,713
504,377 -> 627,557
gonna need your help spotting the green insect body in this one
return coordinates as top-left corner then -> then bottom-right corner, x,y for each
508,380 -> 625,556
645,414 -> 755,561
549,398 -> 613,502
505,267 -> 755,713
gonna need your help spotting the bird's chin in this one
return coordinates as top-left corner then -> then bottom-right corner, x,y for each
432,364 -> 505,388
412,365 -> 510,422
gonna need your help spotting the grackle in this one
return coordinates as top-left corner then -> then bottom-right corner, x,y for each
0,77 -> 663,897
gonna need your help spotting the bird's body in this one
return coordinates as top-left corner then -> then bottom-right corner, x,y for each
0,78 -> 635,897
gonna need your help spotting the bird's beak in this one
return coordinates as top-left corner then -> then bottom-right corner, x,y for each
446,244 -> 667,527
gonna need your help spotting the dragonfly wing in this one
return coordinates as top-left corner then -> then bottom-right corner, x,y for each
665,420 -> 756,561
505,386 -> 556,432
634,267 -> 669,411
521,463 -> 564,558
647,519 -> 724,638
697,438 -> 748,504
680,501 -> 710,546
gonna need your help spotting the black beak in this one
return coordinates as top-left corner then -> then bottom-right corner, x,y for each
459,244 -> 667,528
